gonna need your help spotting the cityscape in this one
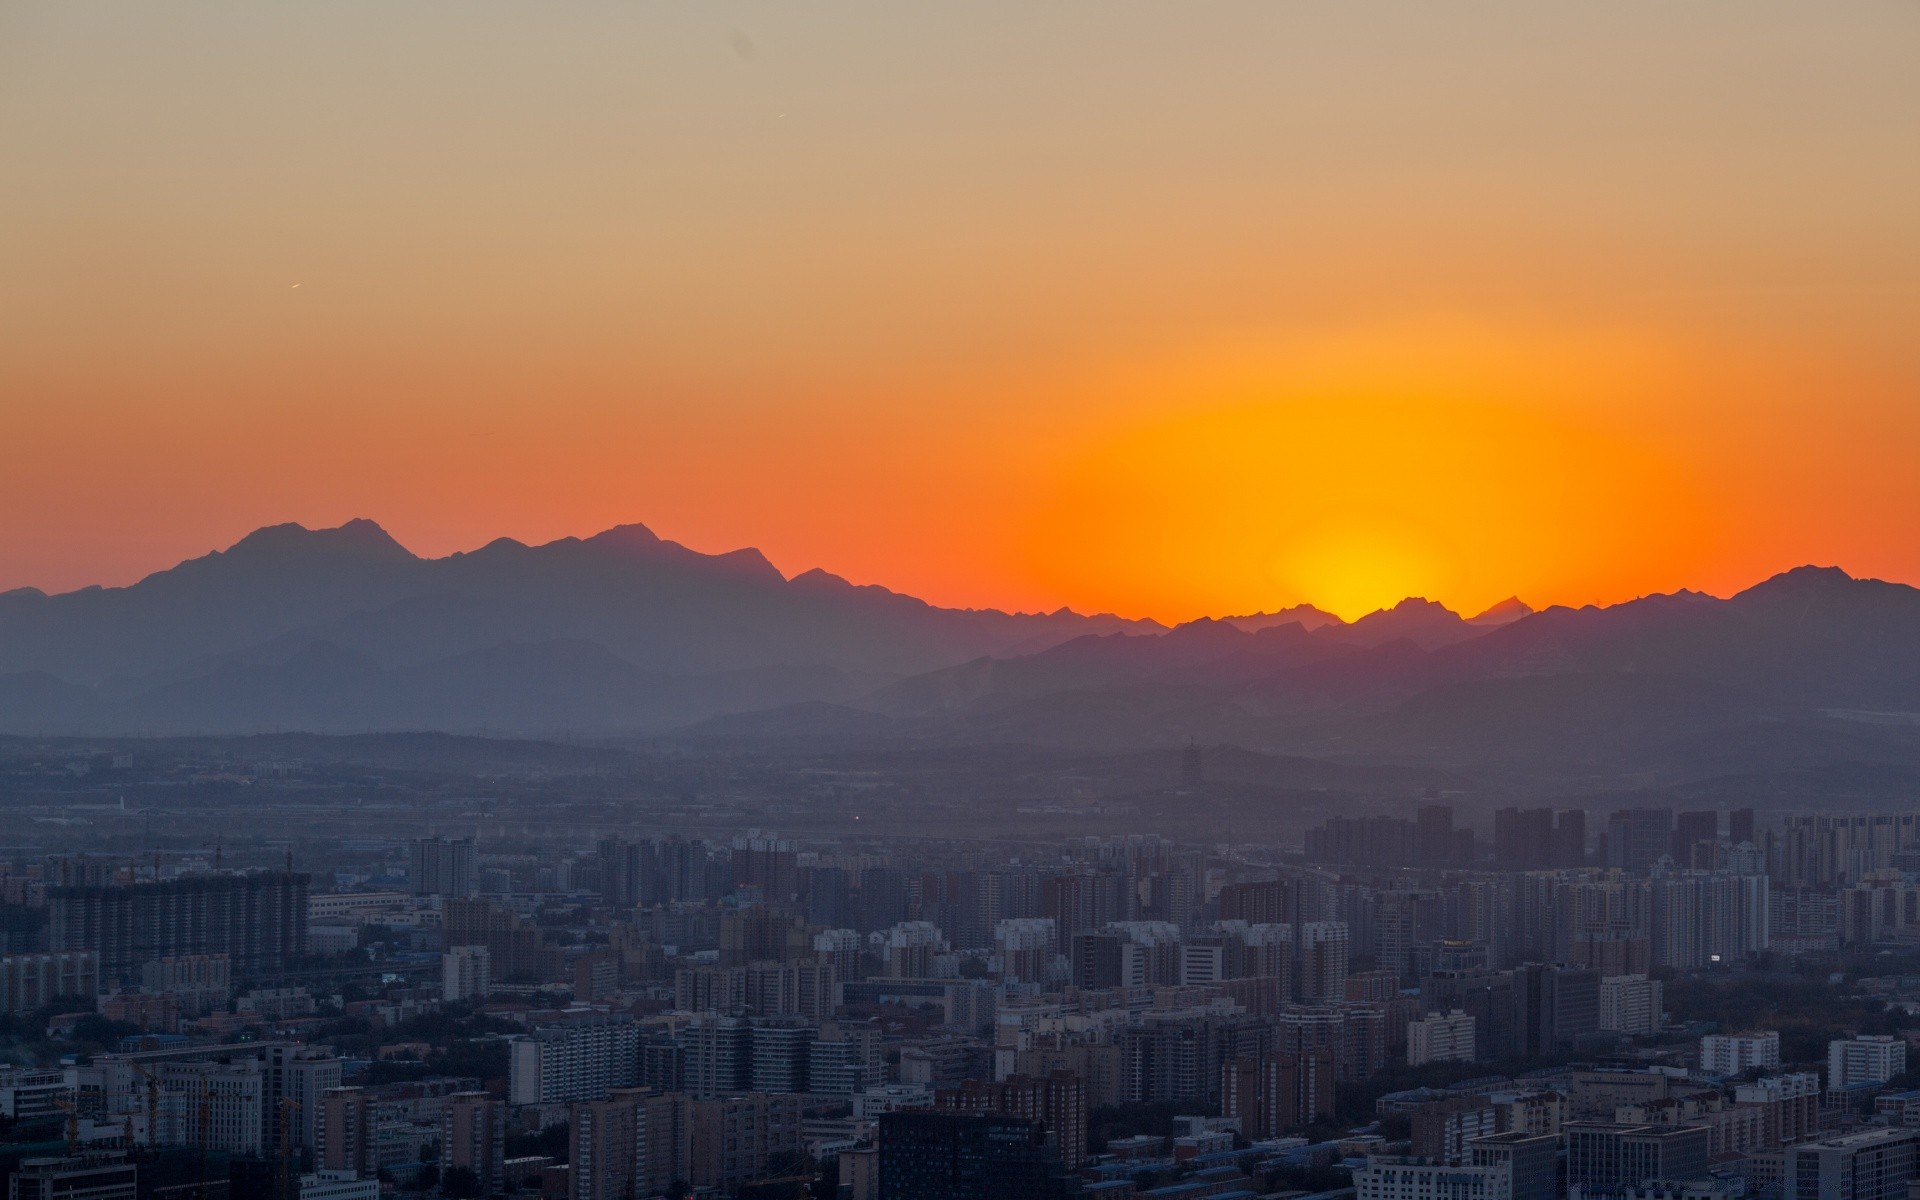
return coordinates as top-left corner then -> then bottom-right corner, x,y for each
6,3 -> 1920,1200
6,740 -> 1920,1200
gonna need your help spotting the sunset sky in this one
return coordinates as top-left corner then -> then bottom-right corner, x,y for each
4,3 -> 1917,621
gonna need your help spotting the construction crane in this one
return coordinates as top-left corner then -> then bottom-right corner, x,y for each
52,1095 -> 79,1154
130,1061 -> 160,1148
276,1097 -> 302,1200
196,1078 -> 214,1198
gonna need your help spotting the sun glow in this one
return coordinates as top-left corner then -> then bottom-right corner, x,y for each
1021,325 -> 1715,622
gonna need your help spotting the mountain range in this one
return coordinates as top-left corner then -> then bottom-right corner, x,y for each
6,520 -> 1920,799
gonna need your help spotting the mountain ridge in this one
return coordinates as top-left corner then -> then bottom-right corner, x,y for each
3,519 -> 1914,799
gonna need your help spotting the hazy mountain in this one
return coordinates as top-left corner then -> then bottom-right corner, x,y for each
9,521 -> 1920,801
0,519 -> 1159,734
1466,596 -> 1534,626
842,568 -> 1920,792
1219,604 -> 1342,634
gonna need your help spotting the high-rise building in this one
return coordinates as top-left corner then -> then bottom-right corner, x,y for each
9,1154 -> 138,1200
441,1092 -> 504,1198
317,1087 -> 373,1178
568,1088 -> 692,1200
265,1045 -> 342,1156
1276,1005 -> 1386,1083
1042,872 -> 1117,954
809,1021 -> 885,1098
1495,809 -> 1557,870
1417,807 -> 1457,867
1422,969 -> 1517,1062
878,1111 -> 1077,1200
48,872 -> 308,984
568,1088 -> 643,1200
1297,922 -> 1350,1003
1565,1122 -> 1710,1192
1729,809 -> 1757,848
717,906 -> 810,969
689,1094 -> 802,1194
1070,933 -> 1122,991
509,1018 -> 642,1104
805,866 -> 852,929
1598,974 -> 1663,1036
1830,1036 -> 1907,1091
1786,1127 -> 1918,1200
1673,811 -> 1720,864
730,835 -> 799,906
1221,1049 -> 1333,1135
680,1016 -> 752,1098
749,1023 -> 815,1094
996,919 -> 1057,985
443,898 -> 545,983
856,867 -> 909,934
1468,1132 -> 1560,1200
1607,809 -> 1675,872
407,839 -> 475,898
440,945 -> 490,1004
1512,963 -> 1599,1057
1734,1073 -> 1821,1148
295,1171 -> 378,1200
934,1073 -> 1087,1170
1555,810 -> 1589,869
1354,1154 -> 1510,1200
0,952 -> 99,1014
1218,880 -> 1292,926
1408,1011 -> 1476,1066
1701,1031 -> 1781,1076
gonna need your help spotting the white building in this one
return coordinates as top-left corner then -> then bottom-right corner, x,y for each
442,945 -> 491,1004
1354,1155 -> 1510,1200
508,1018 -> 641,1105
994,919 -> 1057,985
1785,1127 -> 1917,1200
1830,1035 -> 1907,1091
1700,1031 -> 1780,1076
298,1172 -> 379,1200
1298,921 -> 1351,1003
307,893 -> 412,925
1598,975 -> 1663,1036
1408,1010 -> 1477,1067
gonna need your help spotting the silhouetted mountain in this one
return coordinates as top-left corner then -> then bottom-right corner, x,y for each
1466,596 -> 1533,626
1219,605 -> 1342,634
1329,597 -> 1479,650
838,568 -> 1920,797
0,520 -> 1158,734
10,526 -> 1920,802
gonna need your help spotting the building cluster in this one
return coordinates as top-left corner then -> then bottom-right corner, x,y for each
3,809 -> 1920,1200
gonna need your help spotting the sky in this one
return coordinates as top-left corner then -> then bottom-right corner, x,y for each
3,3 -> 1917,622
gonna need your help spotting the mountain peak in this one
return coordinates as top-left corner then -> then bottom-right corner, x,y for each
225,519 -> 414,561
1750,564 -> 1855,590
583,523 -> 663,552
1220,604 -> 1342,634
1468,596 -> 1534,626
1368,597 -> 1459,619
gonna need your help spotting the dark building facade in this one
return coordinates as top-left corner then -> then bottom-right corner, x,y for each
48,871 -> 308,984
878,1111 -> 1078,1200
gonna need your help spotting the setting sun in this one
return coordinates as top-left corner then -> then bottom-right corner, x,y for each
1019,325 -> 1713,622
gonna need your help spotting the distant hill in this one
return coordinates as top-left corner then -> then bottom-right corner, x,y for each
8,524 -> 1920,803
0,520 -> 1158,735
831,567 -> 1920,795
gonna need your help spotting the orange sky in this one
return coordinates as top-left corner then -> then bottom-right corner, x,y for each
3,3 -> 1918,622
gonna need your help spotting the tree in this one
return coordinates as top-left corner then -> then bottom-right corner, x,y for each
441,1167 -> 479,1199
